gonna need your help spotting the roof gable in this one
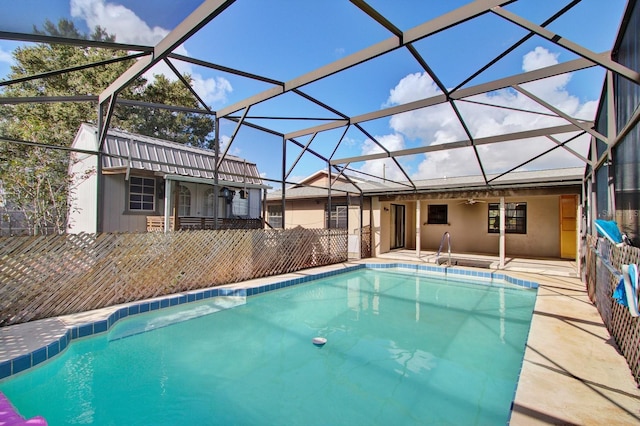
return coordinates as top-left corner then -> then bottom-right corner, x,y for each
291,170 -> 358,188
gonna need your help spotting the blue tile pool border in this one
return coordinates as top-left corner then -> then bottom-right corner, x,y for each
0,263 -> 537,380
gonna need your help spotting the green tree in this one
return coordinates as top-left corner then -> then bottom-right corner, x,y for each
0,19 -> 214,234
124,74 -> 215,147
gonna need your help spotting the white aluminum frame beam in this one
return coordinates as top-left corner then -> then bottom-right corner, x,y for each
330,123 -> 583,165
512,85 -> 608,142
491,6 -> 640,84
98,0 -> 236,104
546,135 -> 591,165
288,56 -> 597,140
217,0 -> 512,118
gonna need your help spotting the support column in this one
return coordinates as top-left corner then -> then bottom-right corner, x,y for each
262,187 -> 267,228
577,202 -> 583,271
96,103 -> 105,233
606,70 -> 617,218
590,137 -> 598,231
281,137 -> 286,229
359,193 -> 364,260
327,163 -> 332,229
164,178 -> 173,233
372,197 -> 381,257
415,200 -> 421,259
499,197 -> 505,269
213,116 -> 220,229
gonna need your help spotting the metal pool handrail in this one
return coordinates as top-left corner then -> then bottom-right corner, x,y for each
436,232 -> 451,266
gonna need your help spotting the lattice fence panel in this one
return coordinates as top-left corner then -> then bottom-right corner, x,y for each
360,225 -> 372,259
585,235 -> 640,385
0,228 -> 347,326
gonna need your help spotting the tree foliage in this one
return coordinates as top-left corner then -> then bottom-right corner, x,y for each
0,19 -> 214,234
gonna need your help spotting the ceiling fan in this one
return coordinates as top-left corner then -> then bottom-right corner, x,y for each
458,198 -> 486,205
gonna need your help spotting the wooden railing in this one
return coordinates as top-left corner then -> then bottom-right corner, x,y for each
146,216 -> 262,231
0,228 -> 347,326
584,235 -> 640,386
146,216 -> 174,231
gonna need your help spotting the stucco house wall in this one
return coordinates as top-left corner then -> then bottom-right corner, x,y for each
271,197 -> 371,230
278,199 -> 328,229
267,168 -> 580,260
374,194 -> 568,258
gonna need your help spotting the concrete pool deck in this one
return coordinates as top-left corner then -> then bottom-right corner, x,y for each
1,259 -> 639,424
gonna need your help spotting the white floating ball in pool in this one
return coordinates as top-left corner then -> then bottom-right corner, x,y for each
312,337 -> 327,346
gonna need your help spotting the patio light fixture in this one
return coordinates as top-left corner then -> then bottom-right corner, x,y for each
221,187 -> 235,202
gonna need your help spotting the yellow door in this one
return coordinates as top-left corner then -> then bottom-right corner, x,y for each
560,195 -> 577,259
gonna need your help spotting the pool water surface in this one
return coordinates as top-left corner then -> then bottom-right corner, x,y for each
0,267 -> 537,425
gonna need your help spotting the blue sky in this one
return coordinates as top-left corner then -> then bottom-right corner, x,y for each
0,0 -> 628,186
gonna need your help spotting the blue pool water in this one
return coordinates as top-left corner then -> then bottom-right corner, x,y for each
0,268 -> 537,425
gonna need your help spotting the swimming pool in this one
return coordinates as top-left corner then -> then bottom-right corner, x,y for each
0,265 -> 538,425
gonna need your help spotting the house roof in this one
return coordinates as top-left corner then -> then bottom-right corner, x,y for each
267,167 -> 583,200
79,124 -> 263,185
377,167 -> 584,195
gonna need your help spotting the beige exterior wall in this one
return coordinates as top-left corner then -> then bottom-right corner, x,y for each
373,194 -> 571,259
267,197 -> 371,231
417,195 -> 562,257
377,199 -> 390,255
268,182 -> 576,259
276,199 -> 326,228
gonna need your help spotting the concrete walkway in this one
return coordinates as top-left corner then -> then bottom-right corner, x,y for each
376,249 -> 579,277
509,271 -> 640,425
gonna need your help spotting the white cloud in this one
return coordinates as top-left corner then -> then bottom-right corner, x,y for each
70,0 -> 232,105
219,134 -> 241,156
0,47 -> 13,65
71,0 -> 168,46
363,46 -> 594,180
357,133 -> 408,182
522,46 -> 560,71
385,72 -> 442,106
192,75 -> 233,105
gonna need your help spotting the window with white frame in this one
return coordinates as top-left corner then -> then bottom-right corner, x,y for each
178,185 -> 191,216
268,205 -> 282,228
128,176 -> 156,211
326,205 -> 347,229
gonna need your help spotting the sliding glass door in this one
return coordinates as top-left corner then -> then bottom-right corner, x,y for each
390,204 -> 405,249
